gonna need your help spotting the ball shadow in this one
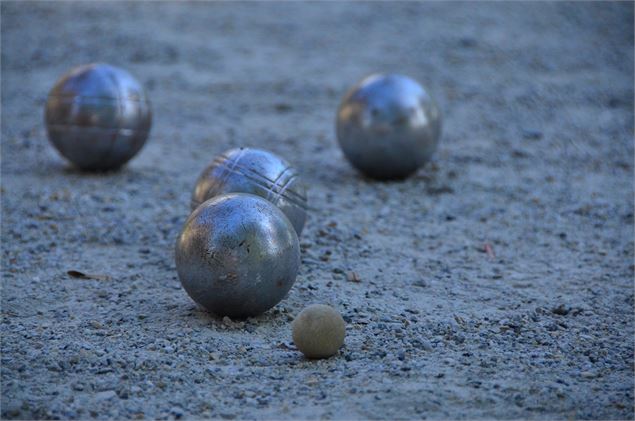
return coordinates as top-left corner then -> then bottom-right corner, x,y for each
33,156 -> 148,182
186,303 -> 290,331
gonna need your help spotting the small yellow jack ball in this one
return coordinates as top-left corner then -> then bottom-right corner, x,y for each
292,304 -> 346,359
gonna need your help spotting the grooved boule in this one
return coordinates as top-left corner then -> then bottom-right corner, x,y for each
191,147 -> 308,235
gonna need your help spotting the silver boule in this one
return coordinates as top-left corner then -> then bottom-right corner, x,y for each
336,73 -> 442,180
45,63 -> 152,170
191,147 -> 308,235
175,193 -> 300,318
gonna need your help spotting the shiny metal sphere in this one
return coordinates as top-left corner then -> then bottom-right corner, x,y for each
336,74 -> 442,180
45,63 -> 152,170
175,193 -> 300,318
191,147 -> 308,235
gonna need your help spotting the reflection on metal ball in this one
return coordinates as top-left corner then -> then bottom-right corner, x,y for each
336,74 -> 442,180
191,147 -> 308,235
175,193 -> 300,318
45,63 -> 152,171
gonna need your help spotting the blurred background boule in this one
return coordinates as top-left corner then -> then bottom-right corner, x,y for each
336,73 -> 441,180
45,63 -> 152,171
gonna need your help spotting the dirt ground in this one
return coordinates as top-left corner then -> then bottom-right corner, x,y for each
1,2 -> 633,420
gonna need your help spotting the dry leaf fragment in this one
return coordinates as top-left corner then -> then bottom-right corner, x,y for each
67,270 -> 110,281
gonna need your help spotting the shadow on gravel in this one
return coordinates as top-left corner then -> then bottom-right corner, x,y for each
186,305 -> 291,331
30,159 -> 156,184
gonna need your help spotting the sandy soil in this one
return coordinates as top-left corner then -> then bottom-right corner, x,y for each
1,2 -> 633,419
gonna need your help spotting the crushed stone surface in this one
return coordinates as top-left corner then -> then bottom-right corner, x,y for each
1,2 -> 633,419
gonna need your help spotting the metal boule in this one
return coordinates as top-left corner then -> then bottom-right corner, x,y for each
175,193 -> 300,318
336,73 -> 442,180
191,147 -> 308,235
45,63 -> 152,171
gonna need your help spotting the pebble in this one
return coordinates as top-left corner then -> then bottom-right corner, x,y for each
94,390 -> 117,401
521,129 -> 543,140
170,406 -> 184,418
413,279 -> 427,288
346,271 -> 361,282
413,339 -> 433,351
89,320 -> 103,329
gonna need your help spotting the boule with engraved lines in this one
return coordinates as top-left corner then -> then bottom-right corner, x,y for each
191,147 -> 307,235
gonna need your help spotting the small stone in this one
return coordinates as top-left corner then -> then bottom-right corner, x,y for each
94,390 -> 117,401
346,271 -> 361,283
89,320 -> 102,329
459,37 -> 477,48
170,407 -> 184,418
3,402 -> 21,417
522,129 -> 543,140
413,279 -> 427,288
274,103 -> 292,112
551,304 -> 570,316
292,304 -> 346,359
415,338 -> 433,351
607,97 -> 622,108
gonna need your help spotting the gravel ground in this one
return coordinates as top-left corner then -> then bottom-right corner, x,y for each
1,2 -> 633,420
